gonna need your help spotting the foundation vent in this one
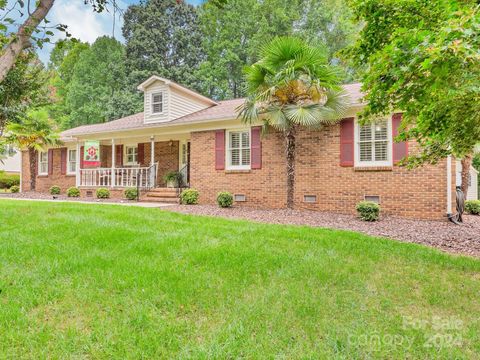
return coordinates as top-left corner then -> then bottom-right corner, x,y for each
364,195 -> 380,204
303,195 -> 317,203
234,194 -> 246,202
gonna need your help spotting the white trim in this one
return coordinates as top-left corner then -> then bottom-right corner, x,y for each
67,148 -> 77,175
447,155 -> 452,214
151,92 -> 164,114
226,128 -> 251,170
137,75 -> 218,105
38,151 -> 48,175
354,117 -> 392,167
124,144 -> 139,166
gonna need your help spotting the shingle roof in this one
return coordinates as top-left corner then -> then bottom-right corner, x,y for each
61,83 -> 364,138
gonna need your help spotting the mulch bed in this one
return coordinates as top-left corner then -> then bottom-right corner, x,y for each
0,191 -> 134,204
166,205 -> 480,258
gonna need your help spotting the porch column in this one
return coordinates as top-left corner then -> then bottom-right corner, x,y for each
111,139 -> 115,188
75,141 -> 81,187
150,135 -> 155,165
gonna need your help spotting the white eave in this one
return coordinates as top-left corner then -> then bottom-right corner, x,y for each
137,75 -> 218,106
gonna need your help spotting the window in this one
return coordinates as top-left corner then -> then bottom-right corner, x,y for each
151,92 -> 163,114
356,119 -> 391,166
67,149 -> 77,174
39,151 -> 48,175
227,130 -> 250,170
125,146 -> 138,165
181,142 -> 187,166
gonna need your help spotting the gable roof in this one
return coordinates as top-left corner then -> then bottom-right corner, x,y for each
61,83 -> 364,138
137,75 -> 218,105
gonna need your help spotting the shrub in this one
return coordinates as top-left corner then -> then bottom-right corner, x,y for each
0,171 -> 20,189
217,191 -> 233,208
465,200 -> 480,215
67,187 -> 80,197
50,185 -> 61,195
356,201 -> 381,221
9,185 -> 20,193
124,188 -> 138,200
180,188 -> 199,205
96,188 -> 110,199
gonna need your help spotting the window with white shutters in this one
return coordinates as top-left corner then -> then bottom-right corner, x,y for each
356,119 -> 391,166
151,93 -> 163,114
227,130 -> 251,170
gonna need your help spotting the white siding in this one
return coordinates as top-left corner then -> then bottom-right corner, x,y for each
169,87 -> 211,120
142,79 -> 211,124
0,149 -> 21,173
456,160 -> 479,200
143,80 -> 170,123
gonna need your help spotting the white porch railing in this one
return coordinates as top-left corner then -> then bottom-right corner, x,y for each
79,163 -> 157,189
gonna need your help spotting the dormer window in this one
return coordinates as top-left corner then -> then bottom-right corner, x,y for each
151,92 -> 163,114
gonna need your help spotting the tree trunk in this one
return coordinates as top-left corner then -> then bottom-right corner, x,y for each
460,154 -> 473,196
0,0 -> 55,83
285,127 -> 296,209
29,148 -> 37,191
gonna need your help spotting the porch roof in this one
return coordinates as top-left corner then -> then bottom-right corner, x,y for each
61,83 -> 364,139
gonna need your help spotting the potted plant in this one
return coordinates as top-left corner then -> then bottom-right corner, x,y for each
163,171 -> 183,188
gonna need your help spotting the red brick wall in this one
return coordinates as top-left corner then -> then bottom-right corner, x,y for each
190,125 -> 452,220
21,149 -> 75,192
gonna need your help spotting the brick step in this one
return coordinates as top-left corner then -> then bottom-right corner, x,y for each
140,196 -> 180,204
145,192 -> 178,198
147,187 -> 179,194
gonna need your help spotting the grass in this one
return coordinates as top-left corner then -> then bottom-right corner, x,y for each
0,200 -> 479,359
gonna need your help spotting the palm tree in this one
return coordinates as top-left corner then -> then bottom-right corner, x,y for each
5,109 -> 61,191
238,37 -> 349,208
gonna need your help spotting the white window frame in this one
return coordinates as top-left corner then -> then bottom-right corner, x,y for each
151,92 -> 164,114
67,149 -> 77,175
354,118 -> 392,167
226,129 -> 251,170
124,145 -> 138,166
38,151 -> 48,175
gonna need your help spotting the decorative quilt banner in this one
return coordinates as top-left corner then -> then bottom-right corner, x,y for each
84,140 -> 101,168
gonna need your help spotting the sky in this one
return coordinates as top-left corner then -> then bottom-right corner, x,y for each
6,0 -> 204,64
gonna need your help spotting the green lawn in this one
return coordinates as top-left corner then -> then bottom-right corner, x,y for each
0,200 -> 479,358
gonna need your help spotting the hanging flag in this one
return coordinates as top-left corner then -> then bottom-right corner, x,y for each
84,141 -> 101,168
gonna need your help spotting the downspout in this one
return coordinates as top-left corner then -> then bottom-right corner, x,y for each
447,155 -> 452,216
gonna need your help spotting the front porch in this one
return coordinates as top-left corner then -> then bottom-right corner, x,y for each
74,136 -> 190,190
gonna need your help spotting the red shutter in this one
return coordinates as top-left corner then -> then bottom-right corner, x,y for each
80,146 -> 84,169
215,130 -> 225,170
48,149 -> 54,175
115,144 -> 123,166
138,143 -> 145,166
60,148 -> 67,175
251,126 -> 262,169
392,113 -> 408,164
340,117 -> 354,167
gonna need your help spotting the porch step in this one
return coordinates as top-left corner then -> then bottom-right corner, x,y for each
140,187 -> 181,204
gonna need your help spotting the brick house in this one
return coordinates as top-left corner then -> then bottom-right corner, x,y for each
21,75 -> 465,220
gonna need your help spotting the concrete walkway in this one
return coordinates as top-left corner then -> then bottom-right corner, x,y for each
0,197 -> 175,208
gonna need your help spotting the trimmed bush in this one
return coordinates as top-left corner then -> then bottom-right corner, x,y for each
50,185 -> 61,195
0,171 -> 20,189
217,191 -> 233,208
356,201 -> 381,221
96,188 -> 110,199
124,188 -> 138,200
180,188 -> 199,205
465,200 -> 480,215
9,185 -> 20,193
67,187 -> 80,198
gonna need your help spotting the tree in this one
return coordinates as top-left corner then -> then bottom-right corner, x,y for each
198,0 -> 358,99
0,0 -> 112,83
239,37 -> 348,208
47,40 -> 90,126
0,52 -> 50,136
347,0 -> 480,195
65,36 -> 141,128
122,0 -> 205,91
5,109 -> 61,190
